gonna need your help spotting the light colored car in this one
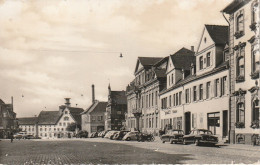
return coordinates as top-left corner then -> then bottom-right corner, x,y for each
104,131 -> 117,139
122,131 -> 139,141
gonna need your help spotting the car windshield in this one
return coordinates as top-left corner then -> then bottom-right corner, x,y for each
198,130 -> 212,135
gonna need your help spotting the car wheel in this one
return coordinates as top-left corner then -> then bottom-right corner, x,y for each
195,139 -> 200,146
126,137 -> 131,141
162,140 -> 165,143
183,139 -> 187,145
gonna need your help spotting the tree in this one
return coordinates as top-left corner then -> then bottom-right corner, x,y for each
66,122 -> 81,132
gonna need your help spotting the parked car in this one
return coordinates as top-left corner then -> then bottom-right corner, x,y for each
104,131 -> 118,139
122,131 -> 140,141
182,129 -> 218,146
76,131 -> 88,138
13,133 -> 23,139
101,130 -> 110,138
90,132 -> 98,138
113,131 -> 130,140
161,129 -> 184,144
24,135 -> 35,139
98,132 -> 103,137
138,133 -> 155,142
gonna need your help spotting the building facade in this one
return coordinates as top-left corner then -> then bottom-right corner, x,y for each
160,25 -> 230,141
105,84 -> 127,131
0,97 -> 17,138
81,85 -> 107,133
18,117 -> 38,136
126,57 -> 167,134
223,0 -> 260,144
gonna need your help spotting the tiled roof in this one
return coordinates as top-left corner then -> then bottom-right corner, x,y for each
18,117 -> 38,125
170,47 -> 195,70
67,107 -> 84,124
111,91 -> 127,104
205,25 -> 228,45
37,111 -> 61,125
138,57 -> 164,66
82,101 -> 107,114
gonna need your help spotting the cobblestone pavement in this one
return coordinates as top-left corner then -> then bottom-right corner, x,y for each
0,138 -> 260,164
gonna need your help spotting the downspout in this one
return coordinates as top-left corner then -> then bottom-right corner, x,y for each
222,11 -> 231,143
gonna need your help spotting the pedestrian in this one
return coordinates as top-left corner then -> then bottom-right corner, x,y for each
10,132 -> 14,143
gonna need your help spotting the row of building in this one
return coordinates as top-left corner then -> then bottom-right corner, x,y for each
15,0 -> 260,145
125,0 -> 260,145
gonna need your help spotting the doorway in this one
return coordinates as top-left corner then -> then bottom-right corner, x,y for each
185,112 -> 191,135
207,112 -> 220,135
223,110 -> 228,137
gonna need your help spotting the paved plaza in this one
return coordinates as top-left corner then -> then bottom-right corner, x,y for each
0,138 -> 260,164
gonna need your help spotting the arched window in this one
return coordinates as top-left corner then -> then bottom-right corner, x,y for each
252,99 -> 259,122
236,13 -> 244,32
236,102 -> 245,123
252,50 -> 260,73
252,1 -> 258,24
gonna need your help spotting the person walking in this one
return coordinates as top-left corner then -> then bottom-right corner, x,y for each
10,132 -> 14,143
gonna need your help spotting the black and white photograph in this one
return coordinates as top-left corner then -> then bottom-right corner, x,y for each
0,0 -> 259,164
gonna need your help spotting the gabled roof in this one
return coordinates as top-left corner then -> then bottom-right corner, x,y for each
170,47 -> 195,70
205,25 -> 228,45
37,111 -> 61,125
18,117 -> 38,125
110,91 -> 127,104
0,99 -> 5,104
82,101 -> 107,115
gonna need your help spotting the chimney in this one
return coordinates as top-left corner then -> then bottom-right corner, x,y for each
64,98 -> 71,107
191,46 -> 194,52
92,84 -> 95,104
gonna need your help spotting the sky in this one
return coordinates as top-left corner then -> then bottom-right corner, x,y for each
0,0 -> 232,117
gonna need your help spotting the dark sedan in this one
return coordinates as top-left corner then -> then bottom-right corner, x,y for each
161,129 -> 184,144
183,129 -> 218,146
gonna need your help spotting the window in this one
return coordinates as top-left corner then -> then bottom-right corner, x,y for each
238,57 -> 245,77
221,77 -> 227,95
199,56 -> 203,70
92,116 -> 96,121
171,73 -> 174,84
152,93 -> 154,106
155,91 -> 158,105
206,82 -> 211,99
54,128 -> 56,131
149,94 -> 151,107
252,100 -> 259,122
64,117 -> 69,121
63,122 -> 66,126
176,93 -> 179,106
173,94 -> 176,106
236,103 -> 245,124
40,128 -> 42,131
252,1 -> 258,24
206,52 -> 211,67
192,113 -> 197,128
146,95 -> 148,108
98,116 -> 103,121
65,111 -> 68,114
185,89 -> 190,103
32,128 -> 34,131
252,50 -> 260,73
45,128 -> 47,131
169,95 -> 172,107
59,123 -> 62,126
193,86 -> 197,101
179,92 -> 182,105
169,75 -> 171,86
236,13 -> 244,32
49,128 -> 51,131
215,79 -> 220,97
61,128 -> 64,131
199,84 -> 203,100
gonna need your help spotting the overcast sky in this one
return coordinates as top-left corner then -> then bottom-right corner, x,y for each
0,0 -> 232,117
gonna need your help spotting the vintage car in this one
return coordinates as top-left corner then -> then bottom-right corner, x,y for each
104,131 -> 119,139
113,131 -> 130,140
182,129 -> 218,146
122,131 -> 139,141
161,129 -> 184,144
89,132 -> 98,138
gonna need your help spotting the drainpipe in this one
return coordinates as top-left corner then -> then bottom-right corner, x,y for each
222,11 -> 232,143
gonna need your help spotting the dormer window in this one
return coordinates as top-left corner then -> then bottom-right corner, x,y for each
65,111 -> 68,114
206,52 -> 211,67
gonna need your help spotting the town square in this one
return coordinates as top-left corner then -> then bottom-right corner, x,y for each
0,0 -> 260,164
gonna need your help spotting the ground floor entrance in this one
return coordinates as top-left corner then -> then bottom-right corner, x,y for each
207,112 -> 220,135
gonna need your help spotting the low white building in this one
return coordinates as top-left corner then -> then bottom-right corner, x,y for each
18,117 -> 38,136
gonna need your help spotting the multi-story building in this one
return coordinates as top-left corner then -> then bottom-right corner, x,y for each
37,98 -> 84,138
105,84 -> 127,131
0,97 -> 17,138
222,0 -> 260,144
18,117 -> 38,136
160,25 -> 230,141
126,57 -> 167,134
81,85 -> 107,133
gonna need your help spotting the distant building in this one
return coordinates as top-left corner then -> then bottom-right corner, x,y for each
126,57 -> 167,134
105,84 -> 127,131
18,117 -> 38,136
36,98 -> 84,138
81,85 -> 107,133
0,97 -> 17,138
